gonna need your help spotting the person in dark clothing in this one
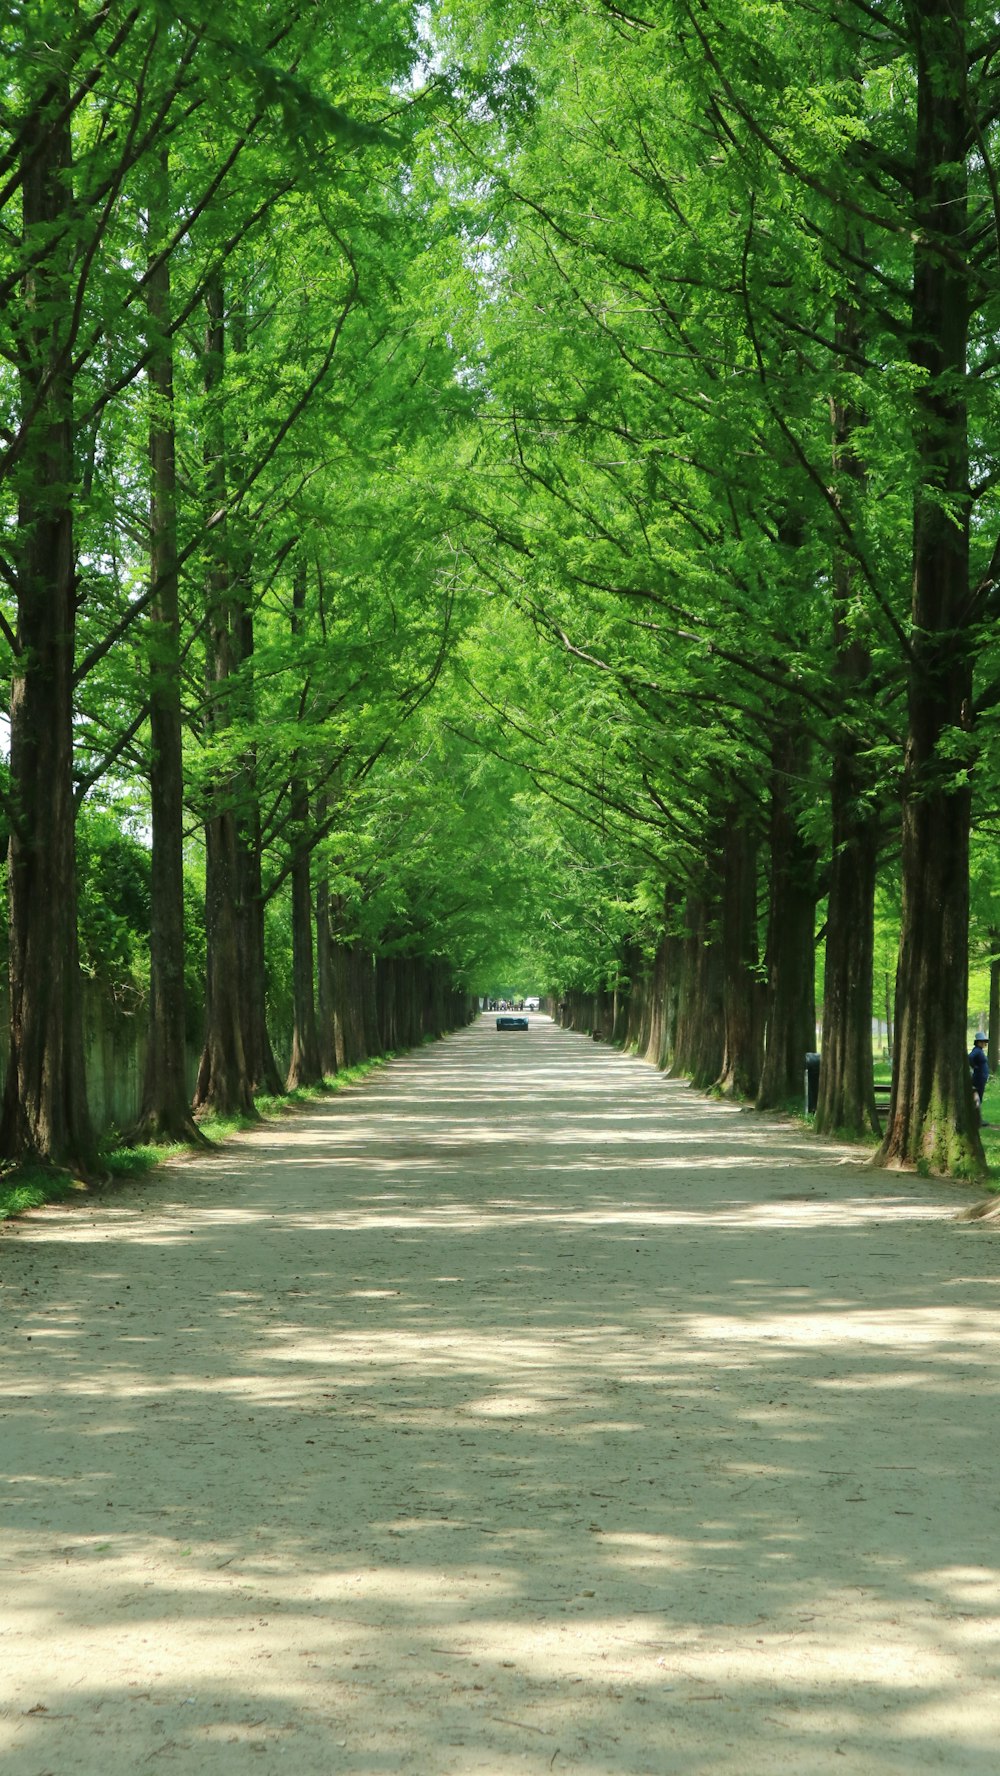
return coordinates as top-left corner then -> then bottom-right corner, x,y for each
969,1032 -> 990,1121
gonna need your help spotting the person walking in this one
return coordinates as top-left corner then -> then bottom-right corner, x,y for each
969,1032 -> 990,1124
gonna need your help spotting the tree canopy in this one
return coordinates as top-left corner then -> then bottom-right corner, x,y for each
1,0 -> 997,1178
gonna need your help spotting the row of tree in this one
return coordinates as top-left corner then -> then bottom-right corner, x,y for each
5,1 -> 1000,1180
1,2 -> 505,1167
424,0 -> 1000,1176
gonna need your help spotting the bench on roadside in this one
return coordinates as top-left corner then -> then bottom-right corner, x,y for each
806,1052 -> 894,1114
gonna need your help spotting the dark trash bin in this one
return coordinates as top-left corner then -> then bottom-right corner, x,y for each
805,1052 -> 820,1114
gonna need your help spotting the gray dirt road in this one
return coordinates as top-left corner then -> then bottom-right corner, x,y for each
3,1015 -> 1000,1774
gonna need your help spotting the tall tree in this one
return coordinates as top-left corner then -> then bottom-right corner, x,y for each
193,273 -> 256,1118
136,151 -> 205,1144
877,1 -> 981,1170
285,556 -> 323,1088
1,12 -> 93,1166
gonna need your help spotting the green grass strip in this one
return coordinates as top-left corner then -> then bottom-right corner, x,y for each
199,1056 -> 393,1140
0,1167 -> 85,1221
0,1053 -> 399,1220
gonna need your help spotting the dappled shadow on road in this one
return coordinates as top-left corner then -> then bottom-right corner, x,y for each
3,1017 -> 1000,1774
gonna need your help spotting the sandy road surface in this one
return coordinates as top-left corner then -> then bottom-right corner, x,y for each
3,1015 -> 1000,1774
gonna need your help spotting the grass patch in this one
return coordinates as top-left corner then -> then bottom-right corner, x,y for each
0,1138 -> 190,1221
0,1050 -> 398,1220
258,1056 -> 395,1113
327,1055 -> 394,1086
195,1110 -> 258,1142
0,1165 -> 86,1221
199,1058 -> 394,1138
253,1088 -> 318,1117
102,1140 -> 187,1178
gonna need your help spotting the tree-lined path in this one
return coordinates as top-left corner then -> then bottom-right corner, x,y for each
4,1018 -> 1000,1774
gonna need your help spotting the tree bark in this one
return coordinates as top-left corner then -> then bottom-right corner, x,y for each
315,857 -> 338,1077
229,292 -> 282,1099
286,824 -> 323,1088
643,929 -> 674,1069
362,949 -> 383,1053
876,5 -> 983,1174
333,933 -> 367,1065
814,747 -> 881,1136
234,782 -> 283,1096
136,155 -> 205,1145
193,274 -> 255,1120
285,559 -> 323,1089
1,67 -> 94,1169
756,729 -> 818,1110
717,807 -> 763,1100
809,276 -> 882,1136
330,931 -> 351,1069
672,884 -> 725,1087
618,942 -> 645,1049
196,806 -> 254,1116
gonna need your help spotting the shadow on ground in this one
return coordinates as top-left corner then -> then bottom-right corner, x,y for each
3,1017 -> 999,1774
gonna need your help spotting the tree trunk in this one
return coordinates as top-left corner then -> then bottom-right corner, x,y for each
315,861 -> 338,1077
717,807 -> 763,1100
378,957 -> 400,1051
195,808 -> 254,1116
136,155 -> 204,1145
426,965 -> 447,1041
285,560 -> 323,1089
330,937 -> 350,1069
814,288 -> 881,1138
1,70 -> 93,1169
611,968 -> 631,1046
619,942 -> 645,1049
286,831 -> 323,1088
643,932 -> 672,1068
876,5 -> 983,1175
756,730 -> 818,1110
229,293 -> 282,1098
193,274 -> 255,1120
672,886 -> 725,1087
401,959 -> 422,1048
632,962 -> 653,1056
814,752 -> 881,1136
339,939 -> 368,1063
351,945 -> 369,1058
234,789 -> 283,1096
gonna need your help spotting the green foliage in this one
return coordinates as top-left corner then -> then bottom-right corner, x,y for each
72,804 -> 206,1035
76,811 -> 151,992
